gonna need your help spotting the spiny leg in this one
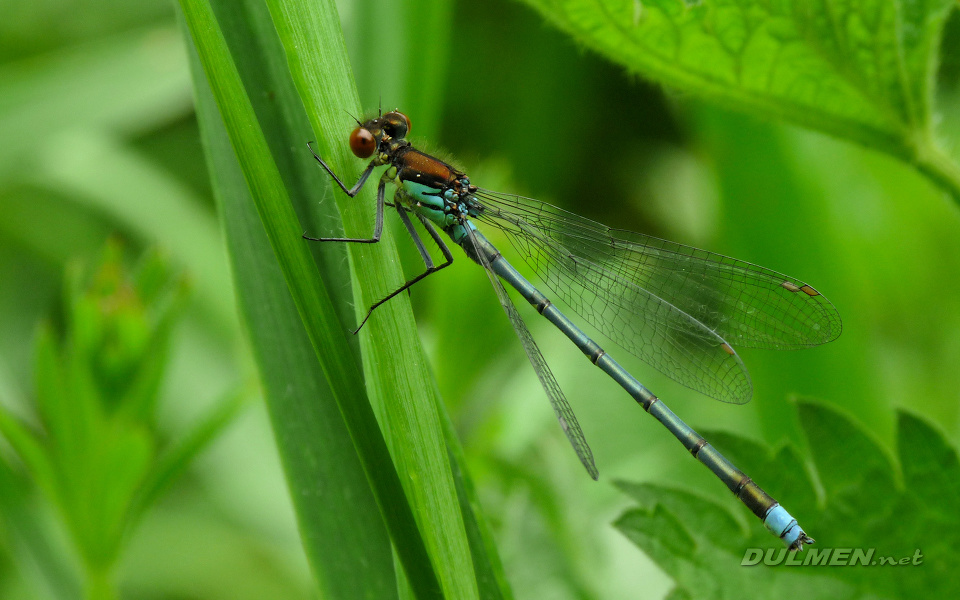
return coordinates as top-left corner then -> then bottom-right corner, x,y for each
306,141 -> 375,197
400,207 -> 436,270
303,177 -> 386,243
353,212 -> 454,333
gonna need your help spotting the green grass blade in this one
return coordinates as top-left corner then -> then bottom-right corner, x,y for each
441,408 -> 514,600
262,1 -> 479,598
176,1 -> 443,598
184,3 -> 396,596
208,0 -> 359,337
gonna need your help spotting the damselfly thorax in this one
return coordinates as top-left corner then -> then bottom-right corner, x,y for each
346,111 -> 482,237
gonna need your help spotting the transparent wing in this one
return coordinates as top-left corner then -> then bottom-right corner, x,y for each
464,226 -> 599,479
471,190 -> 841,404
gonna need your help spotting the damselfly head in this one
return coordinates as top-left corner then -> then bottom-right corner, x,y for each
349,111 -> 411,158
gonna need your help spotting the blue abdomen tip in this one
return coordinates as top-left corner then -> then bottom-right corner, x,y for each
763,505 -> 801,547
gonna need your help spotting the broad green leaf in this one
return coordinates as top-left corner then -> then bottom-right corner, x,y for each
614,497 -> 859,600
518,0 -> 960,199
613,399 -> 960,599
898,411 -> 960,522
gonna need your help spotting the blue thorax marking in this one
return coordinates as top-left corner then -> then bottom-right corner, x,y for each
401,180 -> 446,211
400,179 -> 481,240
447,219 -> 477,245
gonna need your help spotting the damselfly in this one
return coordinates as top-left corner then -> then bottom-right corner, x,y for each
305,110 -> 841,550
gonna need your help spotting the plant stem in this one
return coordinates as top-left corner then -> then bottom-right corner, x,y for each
915,140 -> 960,206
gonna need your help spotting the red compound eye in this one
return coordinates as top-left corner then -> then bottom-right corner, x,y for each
349,127 -> 376,158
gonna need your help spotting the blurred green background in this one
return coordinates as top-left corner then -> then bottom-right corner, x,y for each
3,0 -> 960,598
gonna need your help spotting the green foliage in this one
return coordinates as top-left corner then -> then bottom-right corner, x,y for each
3,0 -> 960,598
0,241 -> 243,599
519,0 -> 960,199
187,0 -> 397,597
260,0 -> 480,595
614,400 -> 959,600
177,0 -> 512,598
